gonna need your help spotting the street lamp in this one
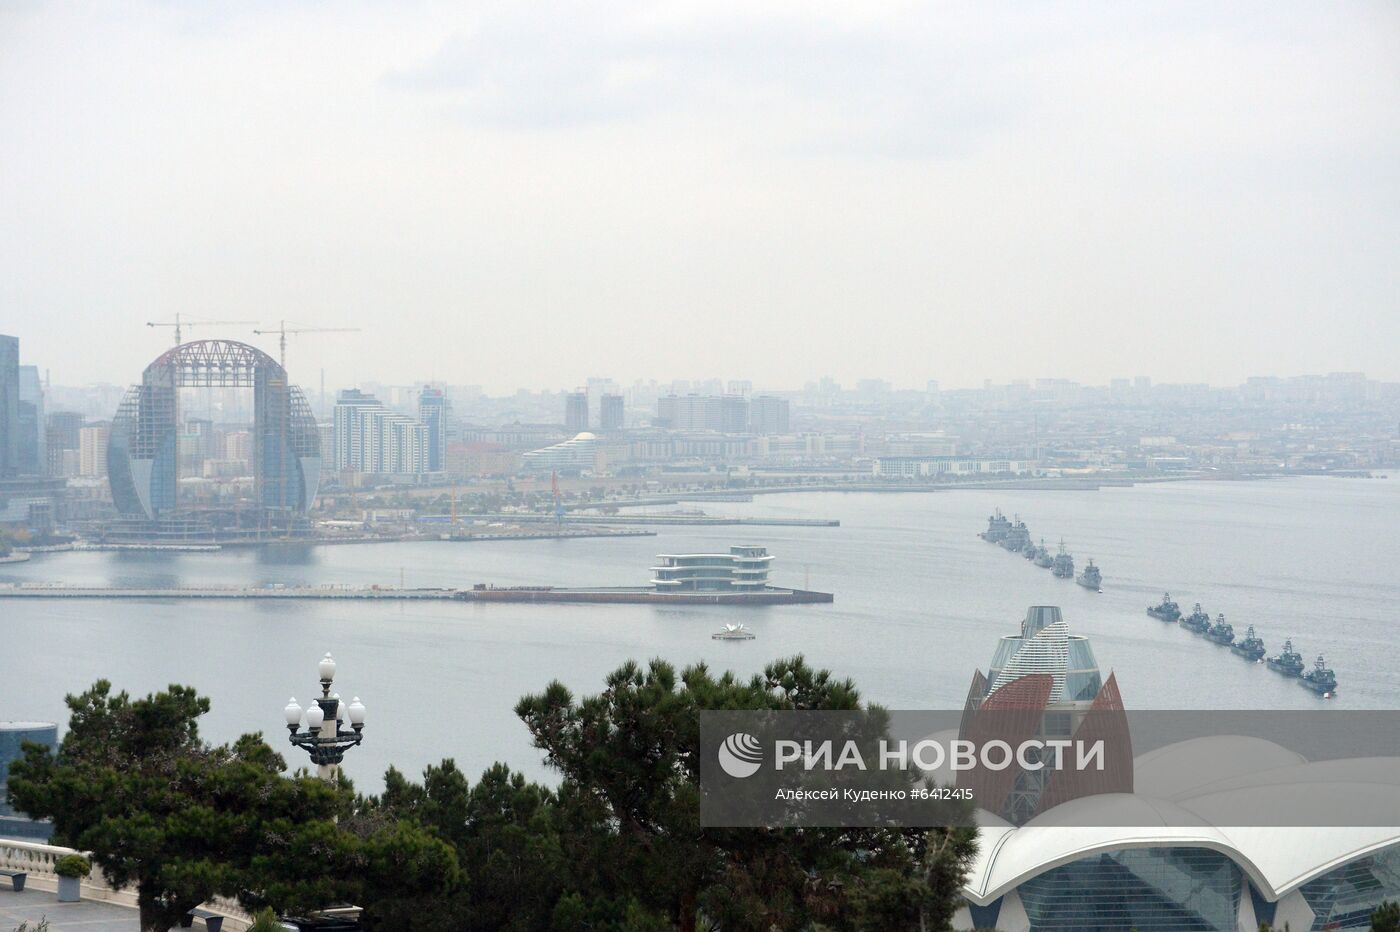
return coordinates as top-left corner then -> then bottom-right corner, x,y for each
283,652 -> 366,781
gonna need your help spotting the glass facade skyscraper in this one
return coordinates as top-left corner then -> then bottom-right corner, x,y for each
418,387 -> 450,472
0,334 -> 19,478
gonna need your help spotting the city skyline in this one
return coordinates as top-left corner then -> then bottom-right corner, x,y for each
7,324 -> 1400,401
3,2 -> 1399,391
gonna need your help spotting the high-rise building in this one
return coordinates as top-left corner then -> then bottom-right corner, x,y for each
748,395 -> 790,435
656,394 -> 750,432
0,335 -> 19,478
418,387 -> 452,472
334,389 -> 428,475
224,429 -> 253,464
565,391 -> 589,432
79,424 -> 110,478
727,380 -> 753,397
179,418 -> 214,472
46,411 -> 83,451
599,393 -> 625,431
47,425 -> 77,478
333,390 -> 380,471
17,366 -> 44,476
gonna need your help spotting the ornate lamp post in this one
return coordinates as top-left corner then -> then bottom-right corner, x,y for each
282,653 -> 366,782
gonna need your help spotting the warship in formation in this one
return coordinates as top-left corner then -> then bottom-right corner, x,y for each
1231,625 -> 1266,661
981,509 -> 1012,543
1075,560 -> 1102,592
1180,602 -> 1211,634
1033,539 -> 1053,567
1267,639 -> 1306,676
1051,541 -> 1075,578
1001,516 -> 1031,553
1205,613 -> 1236,646
1300,654 -> 1338,697
1147,593 -> 1182,622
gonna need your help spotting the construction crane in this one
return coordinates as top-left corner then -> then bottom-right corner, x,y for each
252,320 -> 361,369
147,314 -> 259,345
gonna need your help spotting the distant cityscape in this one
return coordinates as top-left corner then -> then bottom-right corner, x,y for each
3,330 -> 1399,543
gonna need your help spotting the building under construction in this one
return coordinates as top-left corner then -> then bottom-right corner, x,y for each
103,340 -> 321,541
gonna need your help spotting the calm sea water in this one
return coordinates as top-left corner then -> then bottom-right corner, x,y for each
2,477 -> 1396,791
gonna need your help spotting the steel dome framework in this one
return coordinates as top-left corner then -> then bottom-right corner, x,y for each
108,340 -> 321,528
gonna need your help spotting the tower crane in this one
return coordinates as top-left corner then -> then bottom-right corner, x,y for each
147,314 -> 259,345
252,320 -> 361,369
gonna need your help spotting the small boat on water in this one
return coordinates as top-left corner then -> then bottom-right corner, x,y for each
1076,560 -> 1102,592
712,623 -> 756,641
1267,639 -> 1306,677
1147,593 -> 1181,622
1205,613 -> 1236,646
1231,625 -> 1266,661
1051,541 -> 1075,579
1180,602 -> 1211,634
1300,654 -> 1338,697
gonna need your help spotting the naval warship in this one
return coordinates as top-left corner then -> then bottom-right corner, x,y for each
1266,639 -> 1305,676
1231,625 -> 1266,661
1147,593 -> 1182,622
1076,560 -> 1102,592
1205,613 -> 1235,646
1300,654 -> 1338,697
1051,540 -> 1075,578
980,509 -> 1011,543
1001,516 -> 1031,553
1033,539 -> 1054,568
1180,602 -> 1211,634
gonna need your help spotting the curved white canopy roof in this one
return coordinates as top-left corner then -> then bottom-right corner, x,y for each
961,736 -> 1400,905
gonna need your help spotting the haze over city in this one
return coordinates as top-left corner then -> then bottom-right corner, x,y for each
3,1 -> 1399,392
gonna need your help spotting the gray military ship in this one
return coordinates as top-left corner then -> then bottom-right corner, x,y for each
1034,539 -> 1054,568
981,509 -> 1011,543
1180,602 -> 1211,633
1051,540 -> 1075,578
1267,639 -> 1305,677
1147,593 -> 1182,622
1231,625 -> 1266,661
1300,654 -> 1338,697
1205,613 -> 1235,646
1076,560 -> 1102,592
1001,516 -> 1031,553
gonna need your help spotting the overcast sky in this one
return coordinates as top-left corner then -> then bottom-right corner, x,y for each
2,1 -> 1398,393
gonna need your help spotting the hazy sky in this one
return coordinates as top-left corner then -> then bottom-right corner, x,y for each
2,1 -> 1398,393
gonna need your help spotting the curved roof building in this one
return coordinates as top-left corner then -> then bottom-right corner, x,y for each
950,606 -> 1400,931
520,432 -> 599,474
109,340 -> 320,525
955,739 -> 1400,931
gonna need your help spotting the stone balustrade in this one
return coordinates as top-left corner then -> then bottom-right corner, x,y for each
0,836 -> 253,929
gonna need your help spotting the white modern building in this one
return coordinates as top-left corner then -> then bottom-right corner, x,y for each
520,432 -> 600,474
952,747 -> 1400,931
651,545 -> 772,591
333,389 -> 429,476
872,455 -> 1026,478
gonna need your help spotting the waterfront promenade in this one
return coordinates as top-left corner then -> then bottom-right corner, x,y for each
0,584 -> 834,605
0,584 -> 459,600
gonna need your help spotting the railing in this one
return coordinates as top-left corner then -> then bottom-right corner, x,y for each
0,837 -> 253,930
